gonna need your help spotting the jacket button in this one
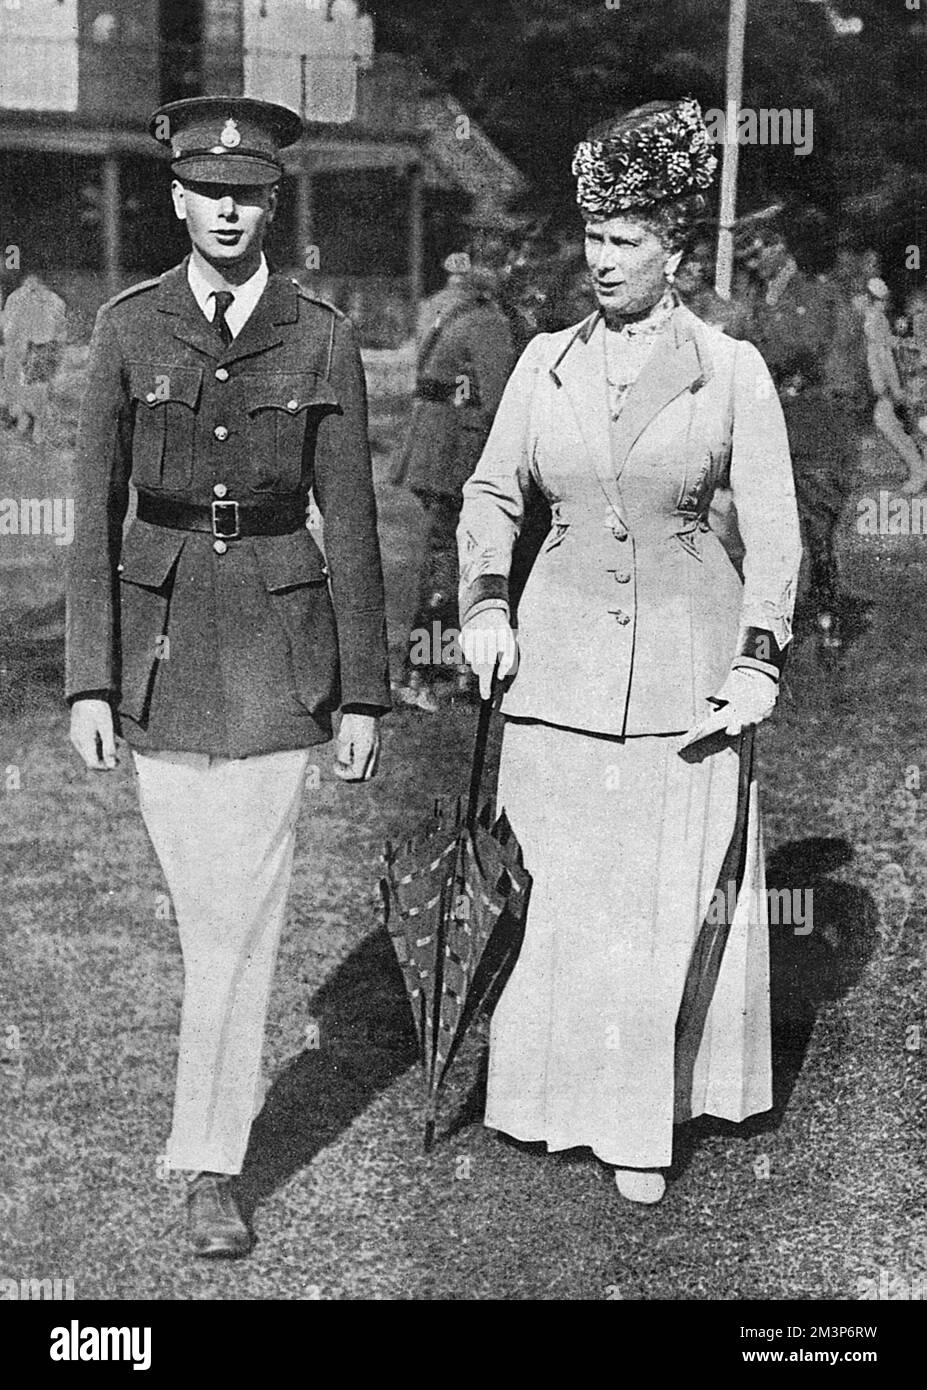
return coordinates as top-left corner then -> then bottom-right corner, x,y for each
213,483 -> 228,499
213,539 -> 228,556
613,571 -> 630,583
215,367 -> 229,382
145,391 -> 157,404
612,527 -> 628,541
612,609 -> 630,625
287,399 -> 299,412
214,425 -> 229,441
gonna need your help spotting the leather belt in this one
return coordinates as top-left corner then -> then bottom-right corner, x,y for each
415,376 -> 482,407
136,492 -> 306,541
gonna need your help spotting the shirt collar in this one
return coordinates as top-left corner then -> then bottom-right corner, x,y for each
186,253 -> 269,326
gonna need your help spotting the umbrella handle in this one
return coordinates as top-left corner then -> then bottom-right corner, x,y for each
466,679 -> 498,831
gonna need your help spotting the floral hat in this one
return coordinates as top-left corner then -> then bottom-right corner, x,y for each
572,98 -> 717,218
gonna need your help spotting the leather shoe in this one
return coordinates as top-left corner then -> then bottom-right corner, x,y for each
187,1172 -> 253,1258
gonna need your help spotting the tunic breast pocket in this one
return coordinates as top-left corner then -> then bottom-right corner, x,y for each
243,371 -> 341,493
129,364 -> 203,491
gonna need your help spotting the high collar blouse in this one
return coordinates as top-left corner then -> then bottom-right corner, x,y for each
603,289 -> 677,419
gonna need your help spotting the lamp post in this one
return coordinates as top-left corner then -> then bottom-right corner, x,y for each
714,0 -> 862,299
714,0 -> 747,301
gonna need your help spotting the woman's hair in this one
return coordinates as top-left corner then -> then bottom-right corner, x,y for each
638,193 -> 709,256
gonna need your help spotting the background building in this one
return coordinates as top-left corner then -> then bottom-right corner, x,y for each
0,0 -> 526,341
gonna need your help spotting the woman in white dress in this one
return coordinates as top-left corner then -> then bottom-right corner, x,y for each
457,100 -> 803,1203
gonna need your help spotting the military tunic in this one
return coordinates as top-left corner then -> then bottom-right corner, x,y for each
746,266 -> 868,612
66,260 -> 391,758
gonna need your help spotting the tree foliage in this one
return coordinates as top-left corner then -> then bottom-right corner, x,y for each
372,0 -> 926,237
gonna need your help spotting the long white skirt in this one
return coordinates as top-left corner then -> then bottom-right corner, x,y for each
485,718 -> 772,1169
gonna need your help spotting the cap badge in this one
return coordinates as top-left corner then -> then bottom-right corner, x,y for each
220,118 -> 241,149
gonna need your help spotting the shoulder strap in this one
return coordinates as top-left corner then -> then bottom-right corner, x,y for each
291,281 -> 346,319
105,275 -> 162,310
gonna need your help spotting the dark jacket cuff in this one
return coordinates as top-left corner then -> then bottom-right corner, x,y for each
461,573 -> 510,626
337,609 -> 392,713
733,625 -> 788,679
66,688 -> 113,707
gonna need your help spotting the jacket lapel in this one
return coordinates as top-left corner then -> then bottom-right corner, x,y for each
550,312 -> 625,518
220,273 -> 297,366
610,306 -> 709,480
156,260 -> 221,360
154,262 -> 298,364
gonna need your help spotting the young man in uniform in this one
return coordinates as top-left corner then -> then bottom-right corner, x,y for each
66,97 -> 390,1257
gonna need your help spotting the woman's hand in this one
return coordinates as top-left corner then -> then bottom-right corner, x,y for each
682,669 -> 778,746
459,609 -> 518,699
710,668 -> 778,735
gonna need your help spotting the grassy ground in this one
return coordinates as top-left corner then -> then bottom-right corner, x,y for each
0,413 -> 925,1301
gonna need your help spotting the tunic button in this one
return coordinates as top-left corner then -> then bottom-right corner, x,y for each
214,425 -> 229,441
287,399 -> 299,412
613,610 -> 630,625
215,367 -> 229,382
613,571 -> 630,583
213,483 -> 228,499
145,392 -> 157,403
613,529 -> 628,542
213,539 -> 228,555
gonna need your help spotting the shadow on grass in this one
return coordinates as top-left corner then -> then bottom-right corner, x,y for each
237,894 -> 526,1219
236,926 -> 419,1220
670,835 -> 879,1177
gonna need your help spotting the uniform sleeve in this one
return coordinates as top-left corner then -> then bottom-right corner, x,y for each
313,313 -> 391,713
457,334 -> 546,626
727,339 -> 803,679
65,309 -> 132,702
468,307 -> 516,422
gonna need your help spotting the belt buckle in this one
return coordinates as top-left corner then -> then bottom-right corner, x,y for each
212,499 -> 240,540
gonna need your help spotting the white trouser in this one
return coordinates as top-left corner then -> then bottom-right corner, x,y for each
133,748 -> 310,1175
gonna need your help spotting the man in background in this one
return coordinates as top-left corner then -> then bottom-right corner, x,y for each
1,269 -> 67,443
392,251 -> 515,711
744,215 -> 869,648
863,276 -> 927,494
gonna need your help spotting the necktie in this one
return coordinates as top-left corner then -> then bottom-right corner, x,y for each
211,290 -> 235,348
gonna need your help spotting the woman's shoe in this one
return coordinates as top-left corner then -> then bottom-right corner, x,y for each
614,1168 -> 666,1204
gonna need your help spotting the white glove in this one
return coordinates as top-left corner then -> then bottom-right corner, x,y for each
459,609 -> 518,699
710,667 -> 778,734
683,668 -> 778,746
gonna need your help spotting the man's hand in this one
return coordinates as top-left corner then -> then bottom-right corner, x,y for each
334,712 -> 381,782
460,609 -> 518,699
70,698 -> 118,771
